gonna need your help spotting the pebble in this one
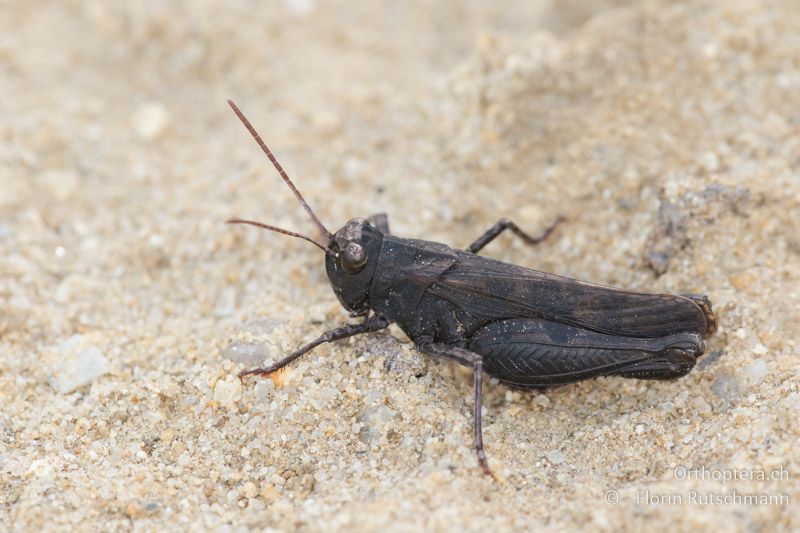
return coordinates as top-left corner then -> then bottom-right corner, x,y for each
700,151 -> 720,172
222,340 -> 270,366
132,102 -> 170,140
254,380 -> 275,399
214,287 -> 238,318
357,405 -> 398,444
744,359 -> 769,382
242,481 -> 258,499
711,374 -> 743,402
284,0 -> 316,16
213,377 -> 243,407
243,318 -> 285,335
39,169 -> 79,200
125,502 -> 148,519
51,335 -> 111,394
533,394 -> 550,408
546,450 -> 566,465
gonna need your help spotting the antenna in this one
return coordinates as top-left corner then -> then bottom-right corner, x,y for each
226,219 -> 335,255
227,100 -> 332,240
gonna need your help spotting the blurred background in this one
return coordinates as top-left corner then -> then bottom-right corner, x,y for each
1,1 -> 798,531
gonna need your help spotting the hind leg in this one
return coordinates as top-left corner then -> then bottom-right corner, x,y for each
466,216 -> 564,254
469,318 -> 704,388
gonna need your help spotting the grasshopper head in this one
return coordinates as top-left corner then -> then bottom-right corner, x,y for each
225,101 -> 384,315
325,218 -> 384,314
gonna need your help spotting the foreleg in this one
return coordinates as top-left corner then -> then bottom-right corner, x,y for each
239,315 -> 390,379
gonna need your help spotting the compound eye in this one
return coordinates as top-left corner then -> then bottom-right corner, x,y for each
341,242 -> 367,274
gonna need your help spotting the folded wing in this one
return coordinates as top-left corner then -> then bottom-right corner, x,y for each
428,251 -> 711,338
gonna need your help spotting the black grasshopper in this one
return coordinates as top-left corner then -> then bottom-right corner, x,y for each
225,100 -> 718,474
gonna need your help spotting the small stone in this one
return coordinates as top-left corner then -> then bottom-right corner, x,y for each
311,110 -> 342,137
299,473 -> 315,495
744,359 -> 768,382
243,318 -> 285,335
242,481 -> 257,499
546,450 -> 566,465
125,502 -> 148,519
533,394 -> 550,408
213,377 -> 242,407
248,498 -> 265,511
132,102 -> 170,140
730,272 -> 756,292
168,440 -> 185,462
261,483 -> 280,501
735,427 -> 751,442
2,459 -> 24,477
52,335 -> 111,394
177,452 -> 191,467
357,405 -> 398,444
674,390 -> 689,409
214,287 -> 237,317
214,377 -> 242,407
222,340 -> 269,366
26,458 -> 52,477
700,151 -> 720,172
254,379 -> 274,399
39,169 -> 79,200
284,0 -> 316,16
753,343 -> 768,355
160,428 -> 176,444
711,374 -> 743,402
518,205 -> 543,222
692,397 -> 711,414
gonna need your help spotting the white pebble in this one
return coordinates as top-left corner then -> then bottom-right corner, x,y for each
214,287 -> 238,318
284,0 -> 316,16
40,169 -> 79,200
744,359 -> 768,382
753,343 -> 768,355
26,458 -> 53,477
222,340 -> 269,366
132,102 -> 170,140
700,151 -> 720,172
546,450 -> 566,465
52,335 -> 111,394
214,377 -> 242,407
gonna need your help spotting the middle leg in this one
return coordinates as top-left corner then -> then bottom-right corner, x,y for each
417,341 -> 492,476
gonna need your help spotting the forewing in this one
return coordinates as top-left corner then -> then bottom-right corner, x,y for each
429,251 -> 710,338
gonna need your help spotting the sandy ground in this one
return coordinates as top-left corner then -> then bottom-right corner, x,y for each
1,0 -> 799,531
